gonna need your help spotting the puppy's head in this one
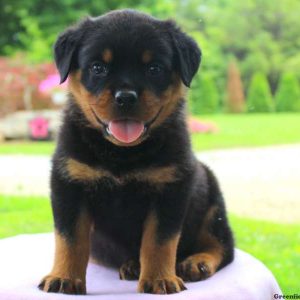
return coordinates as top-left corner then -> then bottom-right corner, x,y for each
55,10 -> 201,146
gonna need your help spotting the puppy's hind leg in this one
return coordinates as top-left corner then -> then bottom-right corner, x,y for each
177,205 -> 234,282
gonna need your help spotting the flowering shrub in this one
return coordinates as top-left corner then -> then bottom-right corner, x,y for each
0,56 -> 59,116
39,74 -> 67,94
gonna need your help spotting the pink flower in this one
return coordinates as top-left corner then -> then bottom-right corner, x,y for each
38,74 -> 67,94
188,117 -> 218,134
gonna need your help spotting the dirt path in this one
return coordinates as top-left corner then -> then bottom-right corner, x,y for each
0,155 -> 51,196
197,145 -> 300,223
0,144 -> 299,223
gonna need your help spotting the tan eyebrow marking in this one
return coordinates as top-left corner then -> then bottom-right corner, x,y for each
142,50 -> 152,64
102,48 -> 113,63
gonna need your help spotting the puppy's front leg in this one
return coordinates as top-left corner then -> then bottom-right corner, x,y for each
39,210 -> 91,295
138,212 -> 186,294
39,168 -> 91,295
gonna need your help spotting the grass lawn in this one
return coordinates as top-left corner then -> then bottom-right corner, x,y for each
191,112 -> 300,151
0,113 -> 299,155
0,195 -> 53,237
0,141 -> 55,155
0,194 -> 298,294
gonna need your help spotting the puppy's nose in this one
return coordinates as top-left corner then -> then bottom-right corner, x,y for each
114,90 -> 137,107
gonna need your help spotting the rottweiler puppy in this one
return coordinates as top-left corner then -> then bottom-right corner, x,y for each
38,9 -> 234,295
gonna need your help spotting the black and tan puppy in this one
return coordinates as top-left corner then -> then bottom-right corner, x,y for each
38,9 -> 234,295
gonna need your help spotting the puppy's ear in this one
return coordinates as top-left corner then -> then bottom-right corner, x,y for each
54,20 -> 89,83
167,21 -> 201,87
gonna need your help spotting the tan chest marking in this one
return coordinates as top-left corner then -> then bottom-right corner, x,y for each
66,158 -> 178,185
66,158 -> 110,181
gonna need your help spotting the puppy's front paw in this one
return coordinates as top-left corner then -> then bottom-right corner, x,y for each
38,275 -> 86,295
138,276 -> 186,294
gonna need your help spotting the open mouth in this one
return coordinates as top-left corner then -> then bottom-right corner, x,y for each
107,120 -> 145,143
91,106 -> 163,144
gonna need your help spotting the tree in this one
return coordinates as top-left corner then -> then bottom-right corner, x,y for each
175,0 -> 300,94
2,0 -> 300,100
189,73 -> 219,114
0,0 -> 174,60
247,73 -> 274,113
275,73 -> 300,112
225,61 -> 245,113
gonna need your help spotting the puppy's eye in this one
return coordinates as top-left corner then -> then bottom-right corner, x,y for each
91,62 -> 109,76
147,64 -> 163,76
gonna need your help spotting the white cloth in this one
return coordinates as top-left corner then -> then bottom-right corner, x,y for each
0,233 -> 282,300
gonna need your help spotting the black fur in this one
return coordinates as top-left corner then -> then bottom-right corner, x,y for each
49,9 -> 233,292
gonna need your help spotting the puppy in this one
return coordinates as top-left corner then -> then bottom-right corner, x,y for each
38,9 -> 234,295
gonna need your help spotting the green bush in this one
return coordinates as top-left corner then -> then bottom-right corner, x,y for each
275,73 -> 300,112
247,72 -> 274,113
189,73 -> 219,114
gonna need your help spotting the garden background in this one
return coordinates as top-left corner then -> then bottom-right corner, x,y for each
0,0 -> 299,295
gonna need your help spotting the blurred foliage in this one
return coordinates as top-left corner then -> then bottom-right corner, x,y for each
247,72 -> 274,112
174,0 -> 300,90
2,0 -> 300,67
190,73 -> 220,114
275,73 -> 300,112
1,0 -> 300,112
0,0 -> 179,61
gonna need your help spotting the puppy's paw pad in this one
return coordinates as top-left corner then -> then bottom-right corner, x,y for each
38,275 -> 86,295
138,276 -> 186,294
177,254 -> 214,282
119,260 -> 140,280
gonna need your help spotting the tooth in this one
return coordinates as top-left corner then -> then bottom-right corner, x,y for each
106,127 -> 111,135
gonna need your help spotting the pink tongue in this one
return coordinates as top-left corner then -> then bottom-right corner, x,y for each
108,120 -> 144,143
